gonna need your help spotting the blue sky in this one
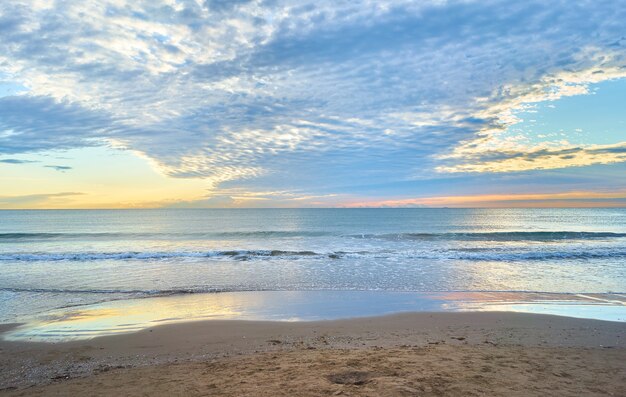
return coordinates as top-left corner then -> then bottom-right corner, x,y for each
505,79 -> 626,146
0,0 -> 625,208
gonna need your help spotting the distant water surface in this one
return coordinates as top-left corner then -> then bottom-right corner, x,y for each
1,208 -> 625,323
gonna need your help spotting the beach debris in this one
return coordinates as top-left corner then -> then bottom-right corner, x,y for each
267,339 -> 282,345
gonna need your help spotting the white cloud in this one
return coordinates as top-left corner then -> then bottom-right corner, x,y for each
0,0 -> 625,191
437,62 -> 626,173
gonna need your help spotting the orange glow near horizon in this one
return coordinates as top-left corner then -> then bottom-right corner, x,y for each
342,190 -> 626,208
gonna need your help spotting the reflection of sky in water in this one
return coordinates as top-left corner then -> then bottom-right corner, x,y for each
440,292 -> 626,322
4,291 -> 625,342
450,302 -> 626,323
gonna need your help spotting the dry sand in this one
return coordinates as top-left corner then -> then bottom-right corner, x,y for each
1,312 -> 624,396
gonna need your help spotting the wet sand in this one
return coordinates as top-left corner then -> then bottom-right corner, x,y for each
1,312 -> 625,396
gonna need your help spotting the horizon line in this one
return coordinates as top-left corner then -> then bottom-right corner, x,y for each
1,206 -> 626,210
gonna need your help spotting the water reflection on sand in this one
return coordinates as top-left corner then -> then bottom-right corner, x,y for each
3,291 -> 625,342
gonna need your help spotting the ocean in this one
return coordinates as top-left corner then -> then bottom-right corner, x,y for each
1,208 -> 625,339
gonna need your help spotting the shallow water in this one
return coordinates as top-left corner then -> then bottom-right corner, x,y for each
1,208 -> 625,329
4,291 -> 625,341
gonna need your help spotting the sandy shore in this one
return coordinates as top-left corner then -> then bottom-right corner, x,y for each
1,312 -> 625,396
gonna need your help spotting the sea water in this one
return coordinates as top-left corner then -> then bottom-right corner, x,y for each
1,208 -> 625,329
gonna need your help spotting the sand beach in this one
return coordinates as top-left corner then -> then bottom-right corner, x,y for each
1,312 -> 624,396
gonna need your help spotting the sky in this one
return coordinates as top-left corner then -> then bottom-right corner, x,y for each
0,0 -> 625,209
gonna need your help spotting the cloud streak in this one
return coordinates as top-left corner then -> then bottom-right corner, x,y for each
0,192 -> 84,207
44,165 -> 72,172
344,190 -> 626,208
438,142 -> 626,173
0,158 -> 37,164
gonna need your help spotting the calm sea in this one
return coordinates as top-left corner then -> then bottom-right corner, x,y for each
1,208 -> 625,323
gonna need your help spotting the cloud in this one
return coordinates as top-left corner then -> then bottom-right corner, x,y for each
437,142 -> 626,173
0,192 -> 83,206
0,0 -> 625,193
164,187 -> 341,208
344,189 -> 626,208
44,165 -> 72,172
0,158 -> 37,164
436,64 -> 626,173
0,95 -> 114,154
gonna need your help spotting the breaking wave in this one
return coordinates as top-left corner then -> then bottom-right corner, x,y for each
2,231 -> 625,242
353,231 -> 626,241
2,247 -> 625,262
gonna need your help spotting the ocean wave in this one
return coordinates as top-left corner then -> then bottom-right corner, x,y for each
0,231 -> 333,240
0,250 -> 321,262
1,247 -> 625,262
0,232 -> 135,240
2,231 -> 625,242
0,287 -> 251,295
448,250 -> 626,261
3,287 -> 624,299
353,231 -> 626,241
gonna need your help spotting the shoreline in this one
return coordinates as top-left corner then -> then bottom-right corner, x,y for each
4,290 -> 625,343
1,311 -> 625,395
